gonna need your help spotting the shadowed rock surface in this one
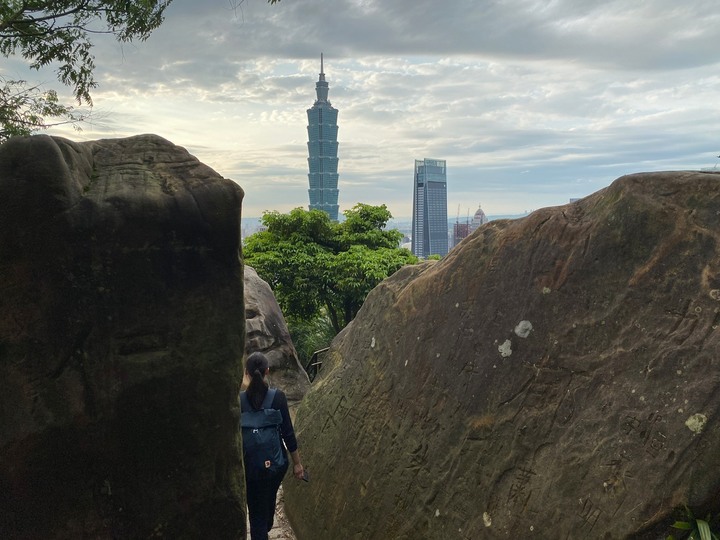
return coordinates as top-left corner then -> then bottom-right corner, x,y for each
244,266 -> 310,404
285,171 -> 720,539
0,134 -> 247,539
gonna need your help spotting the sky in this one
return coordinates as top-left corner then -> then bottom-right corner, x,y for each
5,0 -> 720,219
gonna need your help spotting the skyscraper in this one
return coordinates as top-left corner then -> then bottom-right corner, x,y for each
412,158 -> 448,258
306,53 -> 340,221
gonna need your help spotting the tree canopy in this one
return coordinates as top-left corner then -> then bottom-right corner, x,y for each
243,204 -> 417,334
0,0 -> 280,141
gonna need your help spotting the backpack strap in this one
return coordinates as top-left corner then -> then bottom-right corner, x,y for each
240,388 -> 277,412
240,391 -> 250,413
261,388 -> 277,410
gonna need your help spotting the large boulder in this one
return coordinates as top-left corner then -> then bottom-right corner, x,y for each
244,266 -> 310,404
285,171 -> 720,539
0,134 -> 247,539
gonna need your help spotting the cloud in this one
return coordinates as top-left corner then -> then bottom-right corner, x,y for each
18,0 -> 719,218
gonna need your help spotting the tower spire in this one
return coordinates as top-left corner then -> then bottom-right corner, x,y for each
315,52 -> 329,102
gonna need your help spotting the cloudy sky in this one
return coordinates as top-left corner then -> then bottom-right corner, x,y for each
7,0 -> 720,218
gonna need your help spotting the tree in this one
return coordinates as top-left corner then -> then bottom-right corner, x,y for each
0,79 -> 83,140
0,0 -> 281,141
0,0 -> 173,140
243,204 -> 418,334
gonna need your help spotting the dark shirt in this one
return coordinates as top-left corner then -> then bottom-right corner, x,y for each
241,388 -> 298,454
270,388 -> 298,454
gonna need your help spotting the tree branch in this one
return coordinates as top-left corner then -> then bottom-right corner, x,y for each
0,1 -> 93,32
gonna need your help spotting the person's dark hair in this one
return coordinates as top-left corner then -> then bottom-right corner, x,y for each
246,352 -> 269,410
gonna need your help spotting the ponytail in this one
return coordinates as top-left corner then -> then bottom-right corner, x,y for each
245,352 -> 269,410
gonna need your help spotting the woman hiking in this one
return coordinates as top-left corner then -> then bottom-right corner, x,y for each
240,352 -> 305,540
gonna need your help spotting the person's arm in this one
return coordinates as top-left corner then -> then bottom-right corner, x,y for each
274,390 -> 305,480
289,449 -> 304,480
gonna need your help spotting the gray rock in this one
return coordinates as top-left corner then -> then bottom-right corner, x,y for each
244,265 -> 310,404
284,171 -> 720,539
0,134 -> 246,539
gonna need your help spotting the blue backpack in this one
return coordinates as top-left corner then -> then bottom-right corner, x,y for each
240,388 -> 287,478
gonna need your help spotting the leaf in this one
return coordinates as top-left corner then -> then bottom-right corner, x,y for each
697,520 -> 712,540
672,521 -> 693,530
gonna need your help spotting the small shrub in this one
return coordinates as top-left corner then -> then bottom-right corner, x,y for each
666,506 -> 719,540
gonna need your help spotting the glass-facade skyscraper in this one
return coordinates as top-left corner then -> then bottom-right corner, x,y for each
412,158 -> 448,258
306,53 -> 339,221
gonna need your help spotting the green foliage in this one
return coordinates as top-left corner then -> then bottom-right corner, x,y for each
336,203 -> 403,250
666,507 -> 720,540
244,204 -> 418,334
244,208 -> 333,322
0,0 -> 171,141
0,78 -> 84,141
286,311 -> 335,370
0,1 -> 175,105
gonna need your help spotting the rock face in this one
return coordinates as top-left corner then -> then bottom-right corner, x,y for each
244,266 -> 310,404
284,171 -> 720,539
0,135 -> 247,539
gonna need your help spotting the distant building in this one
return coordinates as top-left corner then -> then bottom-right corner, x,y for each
469,204 -> 489,233
453,222 -> 470,248
452,204 -> 488,249
306,53 -> 340,221
412,158 -> 448,258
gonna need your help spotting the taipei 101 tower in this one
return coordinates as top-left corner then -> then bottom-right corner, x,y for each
306,53 -> 340,221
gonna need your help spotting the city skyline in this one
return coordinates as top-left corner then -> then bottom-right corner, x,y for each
9,0 -> 720,218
